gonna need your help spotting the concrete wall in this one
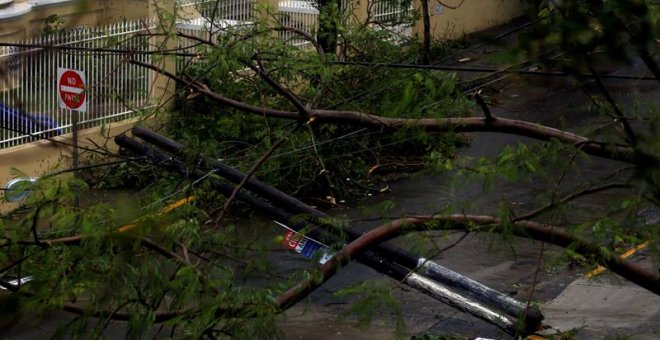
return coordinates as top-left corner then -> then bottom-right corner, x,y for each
0,1 -> 175,212
1,0 -> 528,42
413,0 -> 526,40
0,118 -> 138,213
0,0 -> 152,41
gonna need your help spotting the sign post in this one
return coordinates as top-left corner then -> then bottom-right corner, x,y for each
57,68 -> 86,206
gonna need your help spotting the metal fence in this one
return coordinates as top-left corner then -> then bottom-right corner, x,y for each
0,1 -> 412,149
176,17 -> 254,73
0,20 -> 156,149
176,0 -> 318,54
278,0 -> 319,47
176,0 -> 257,71
276,0 -> 412,47
179,0 -> 257,22
371,0 -> 413,37
177,0 -> 410,49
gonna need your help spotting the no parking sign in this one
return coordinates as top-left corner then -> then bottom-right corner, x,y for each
57,67 -> 87,112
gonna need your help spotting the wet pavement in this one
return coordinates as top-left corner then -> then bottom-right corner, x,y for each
542,277 -> 660,339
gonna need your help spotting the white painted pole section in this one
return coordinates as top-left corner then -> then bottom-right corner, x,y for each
405,272 -> 516,333
0,276 -> 32,290
419,258 -> 531,317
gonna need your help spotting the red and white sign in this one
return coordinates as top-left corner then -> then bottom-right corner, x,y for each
57,67 -> 86,112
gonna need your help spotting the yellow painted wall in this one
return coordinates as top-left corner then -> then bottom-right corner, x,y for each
2,0 -> 527,42
0,0 -> 530,42
0,0 -> 154,41
0,119 -> 139,214
413,0 -> 526,40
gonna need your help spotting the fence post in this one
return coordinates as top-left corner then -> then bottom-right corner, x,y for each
149,0 -> 178,110
261,0 -> 280,28
351,0 -> 370,25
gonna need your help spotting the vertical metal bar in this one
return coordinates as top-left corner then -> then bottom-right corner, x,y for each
79,31 -> 84,126
89,30 -> 94,124
114,23 -> 118,118
0,18 -> 167,150
1,47 -> 5,146
102,27 -> 107,119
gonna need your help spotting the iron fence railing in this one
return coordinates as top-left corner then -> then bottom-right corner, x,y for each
178,0 -> 257,22
278,0 -> 319,47
0,1 -> 411,149
0,20 -> 156,149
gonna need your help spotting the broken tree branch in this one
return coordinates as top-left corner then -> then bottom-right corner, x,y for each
212,137 -> 288,227
404,215 -> 660,295
249,56 -> 311,120
587,61 -> 638,147
128,58 -> 643,164
473,92 -> 494,122
280,213 -> 660,301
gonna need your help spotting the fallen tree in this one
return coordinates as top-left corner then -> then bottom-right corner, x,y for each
2,1 -> 659,338
130,60 -> 642,165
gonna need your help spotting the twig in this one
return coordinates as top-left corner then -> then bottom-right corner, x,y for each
140,237 -> 191,266
213,137 -> 288,227
524,242 -> 545,326
587,61 -> 638,147
436,0 -> 467,9
473,92 -> 494,122
515,182 -> 630,221
436,230 -> 470,253
30,205 -> 46,248
249,56 -> 311,121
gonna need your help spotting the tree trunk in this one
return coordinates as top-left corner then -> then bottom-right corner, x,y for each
420,0 -> 431,64
318,0 -> 340,54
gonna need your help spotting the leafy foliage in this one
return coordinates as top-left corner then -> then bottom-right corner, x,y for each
523,0 -> 656,62
166,20 -> 470,202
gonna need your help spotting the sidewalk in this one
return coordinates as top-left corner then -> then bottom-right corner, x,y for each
541,275 -> 660,339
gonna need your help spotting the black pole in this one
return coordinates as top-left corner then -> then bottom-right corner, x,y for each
122,130 -> 544,332
115,134 -> 526,334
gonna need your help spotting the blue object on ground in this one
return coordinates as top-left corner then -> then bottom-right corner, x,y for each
0,102 -> 62,137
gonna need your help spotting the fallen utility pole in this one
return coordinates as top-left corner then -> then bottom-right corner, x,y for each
116,132 -> 542,335
131,127 -> 543,325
